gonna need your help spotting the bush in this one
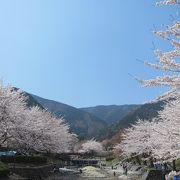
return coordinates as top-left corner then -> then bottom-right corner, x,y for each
106,155 -> 115,161
0,161 -> 10,177
175,158 -> 180,169
0,155 -> 47,164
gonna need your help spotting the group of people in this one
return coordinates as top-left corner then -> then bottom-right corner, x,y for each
111,163 -> 128,177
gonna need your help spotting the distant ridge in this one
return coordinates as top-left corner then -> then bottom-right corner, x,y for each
12,87 -> 44,109
98,100 -> 165,140
80,104 -> 140,124
32,94 -> 107,139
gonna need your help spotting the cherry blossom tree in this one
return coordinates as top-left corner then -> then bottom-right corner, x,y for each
151,98 -> 180,160
78,139 -> 104,154
0,82 -> 77,154
157,0 -> 179,5
137,0 -> 180,100
36,110 -> 78,154
137,0 -> 180,160
9,106 -> 78,154
0,84 -> 27,148
114,120 -> 158,157
115,1 -> 180,163
115,98 -> 180,162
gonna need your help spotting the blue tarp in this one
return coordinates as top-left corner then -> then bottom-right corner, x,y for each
0,151 -> 16,156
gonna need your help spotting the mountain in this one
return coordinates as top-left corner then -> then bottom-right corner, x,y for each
16,88 -> 165,141
99,100 -> 165,140
24,93 -> 44,109
32,95 -> 107,139
13,87 -> 44,109
80,105 -> 140,124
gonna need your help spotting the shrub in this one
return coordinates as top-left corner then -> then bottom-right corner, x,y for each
0,155 -> 47,164
0,161 -> 10,177
106,155 -> 115,161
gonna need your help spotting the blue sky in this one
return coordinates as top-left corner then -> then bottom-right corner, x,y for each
0,0 -> 177,107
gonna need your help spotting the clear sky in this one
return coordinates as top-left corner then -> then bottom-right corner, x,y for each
0,0 -> 177,107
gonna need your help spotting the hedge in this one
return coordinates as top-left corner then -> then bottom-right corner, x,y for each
106,155 -> 115,161
0,161 -> 10,177
0,155 -> 47,164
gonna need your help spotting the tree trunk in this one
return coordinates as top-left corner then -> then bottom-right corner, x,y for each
135,156 -> 141,165
149,157 -> 154,168
173,160 -> 176,171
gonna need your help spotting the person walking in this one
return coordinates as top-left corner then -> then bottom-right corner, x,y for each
123,163 -> 128,176
125,166 -> 128,176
